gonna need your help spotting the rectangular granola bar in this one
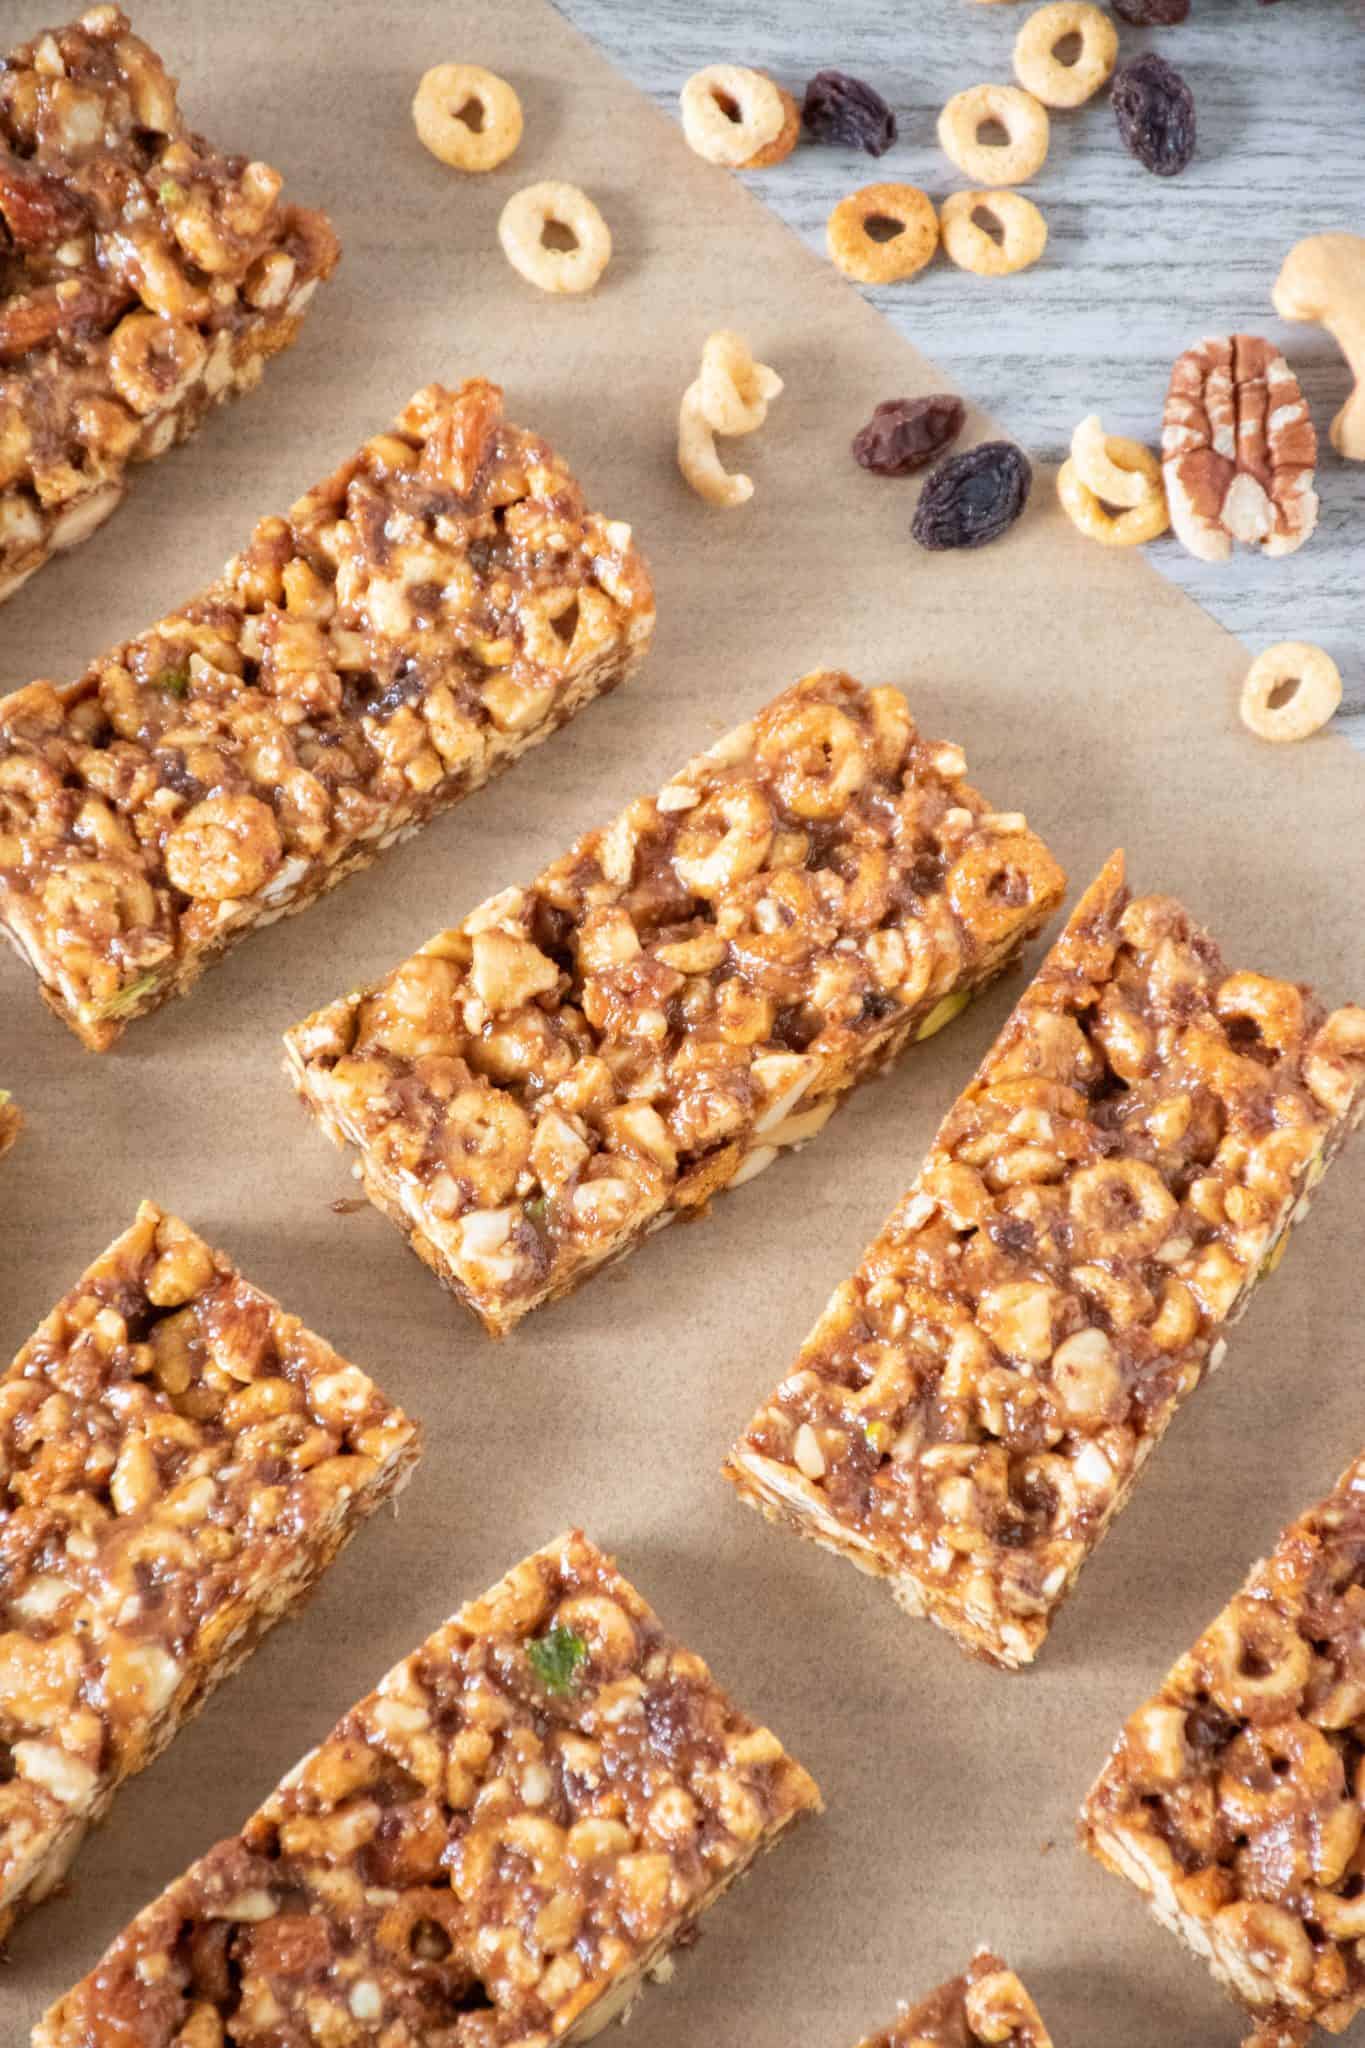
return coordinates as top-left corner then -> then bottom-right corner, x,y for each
36,1528 -> 821,2047
0,1199 -> 420,1941
0,1090 -> 19,1158
855,1952 -> 1055,2048
284,669 -> 1066,1336
1081,1447 -> 1365,2046
0,6 -> 339,607
726,853 -> 1365,1670
0,377 -> 654,1048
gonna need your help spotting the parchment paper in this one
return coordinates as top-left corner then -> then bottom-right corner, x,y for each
2,3 -> 1362,2040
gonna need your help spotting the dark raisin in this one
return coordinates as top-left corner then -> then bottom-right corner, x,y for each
1112,53 -> 1196,178
911,441 -> 1032,552
802,70 -> 897,156
852,395 -> 965,477
1112,0 -> 1189,21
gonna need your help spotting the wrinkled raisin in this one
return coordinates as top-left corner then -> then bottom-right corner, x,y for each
1112,53 -> 1196,178
1112,0 -> 1189,22
802,70 -> 897,156
911,441 -> 1032,552
853,395 -> 965,477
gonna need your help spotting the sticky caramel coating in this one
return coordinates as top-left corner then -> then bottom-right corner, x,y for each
728,853 -> 1365,1669
857,1951 -> 1054,2047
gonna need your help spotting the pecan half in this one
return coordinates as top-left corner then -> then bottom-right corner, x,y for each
1161,334 -> 1318,563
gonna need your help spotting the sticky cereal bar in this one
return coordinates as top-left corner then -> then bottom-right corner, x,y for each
0,378 -> 654,1050
856,1951 -> 1055,2048
726,853 -> 1365,1670
0,1200 -> 420,1941
284,669 -> 1066,1337
1082,1448 -> 1365,2045
36,1528 -> 821,2048
0,1091 -> 19,1158
0,6 -> 339,608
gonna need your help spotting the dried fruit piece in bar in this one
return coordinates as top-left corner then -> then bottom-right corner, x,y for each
36,1529 -> 820,2048
727,853 -> 1365,1669
1082,1446 -> 1365,2045
0,1200 -> 420,1942
856,1951 -> 1055,2048
1163,335 -> 1318,562
285,669 -> 1065,1337
0,6 -> 339,608
0,378 -> 654,1049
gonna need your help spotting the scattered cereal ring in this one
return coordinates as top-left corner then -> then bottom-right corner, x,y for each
1013,3 -> 1118,109
1239,642 -> 1342,743
827,183 -> 939,284
497,182 -> 612,295
740,82 -> 801,167
699,331 -> 783,435
677,382 -> 753,507
940,189 -> 1048,275
412,63 -> 523,172
1071,414 -> 1147,507
1057,445 -> 1170,547
938,84 -> 1050,186
681,65 -> 786,168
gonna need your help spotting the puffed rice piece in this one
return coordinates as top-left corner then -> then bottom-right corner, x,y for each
498,180 -> 612,293
412,62 -> 523,172
1240,641 -> 1343,743
938,84 -> 1050,185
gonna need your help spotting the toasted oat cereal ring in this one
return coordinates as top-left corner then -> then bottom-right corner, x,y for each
1240,642 -> 1342,743
699,330 -> 783,435
938,84 -> 1050,186
412,64 -> 523,172
1057,445 -> 1169,547
741,82 -> 801,167
827,183 -> 938,285
1013,3 -> 1118,109
498,182 -> 612,295
681,65 -> 787,168
1071,414 -> 1148,507
940,190 -> 1047,275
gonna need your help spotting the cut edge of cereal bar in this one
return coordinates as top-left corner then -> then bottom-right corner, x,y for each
35,1527 -> 821,2048
725,852 -> 1365,1670
0,377 -> 654,1050
1081,1445 -> 1365,2045
0,1199 -> 420,1940
855,1949 -> 1054,2048
283,669 -> 1066,1337
0,1091 -> 20,1159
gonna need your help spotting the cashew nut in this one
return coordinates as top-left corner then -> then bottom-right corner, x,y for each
1273,234 -> 1365,460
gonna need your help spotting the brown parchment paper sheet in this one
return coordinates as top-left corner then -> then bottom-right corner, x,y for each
1,2 -> 1363,2040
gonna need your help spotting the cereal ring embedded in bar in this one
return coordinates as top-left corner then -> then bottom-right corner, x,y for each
1057,446 -> 1170,547
726,852 -> 1365,1670
0,1201 -> 420,1945
36,1530 -> 820,2048
0,1090 -> 19,1160
856,1951 -> 1056,2048
827,182 -> 939,283
940,189 -> 1048,275
1082,1439 -> 1365,2043
1240,641 -> 1343,743
681,63 -> 787,167
938,84 -> 1050,185
498,180 -> 612,293
1013,2 -> 1118,108
412,62 -> 523,171
284,670 -> 1065,1337
0,378 -> 654,1049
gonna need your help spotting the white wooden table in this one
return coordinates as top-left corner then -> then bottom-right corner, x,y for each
559,0 -> 1365,751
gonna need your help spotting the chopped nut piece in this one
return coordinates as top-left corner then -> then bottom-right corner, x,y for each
727,853 -> 1365,1669
0,1201 -> 420,1942
856,1950 -> 1055,2047
36,1531 -> 819,2048
286,670 -> 1065,1336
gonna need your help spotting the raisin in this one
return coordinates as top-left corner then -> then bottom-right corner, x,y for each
852,395 -> 965,477
1112,0 -> 1189,21
911,441 -> 1032,552
1112,53 -> 1197,178
802,70 -> 897,157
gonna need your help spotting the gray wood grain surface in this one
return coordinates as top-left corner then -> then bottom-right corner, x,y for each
557,0 -> 1365,750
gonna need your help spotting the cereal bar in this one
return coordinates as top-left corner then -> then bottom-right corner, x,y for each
0,1200 -> 420,1941
0,1090 -> 20,1159
855,1951 -> 1055,2048
726,853 -> 1365,1669
0,6 -> 339,608
0,378 -> 654,1048
1082,1446 -> 1365,2044
36,1528 -> 821,2047
284,669 -> 1065,1336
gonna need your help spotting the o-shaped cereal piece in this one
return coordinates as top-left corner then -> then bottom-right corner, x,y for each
412,64 -> 523,172
1240,642 -> 1342,743
1071,414 -> 1147,507
1013,3 -> 1118,109
498,182 -> 612,295
938,84 -> 1050,186
740,82 -> 801,168
681,65 -> 786,168
827,183 -> 939,284
1057,444 -> 1170,547
699,331 -> 783,435
940,190 -> 1047,275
